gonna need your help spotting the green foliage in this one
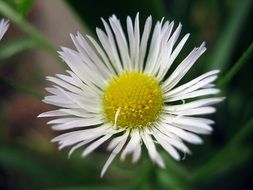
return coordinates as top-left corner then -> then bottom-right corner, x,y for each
0,38 -> 35,60
1,0 -> 34,16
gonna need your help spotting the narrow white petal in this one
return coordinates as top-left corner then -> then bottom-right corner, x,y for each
164,106 -> 217,116
50,117 -> 104,131
46,76 -> 84,95
96,27 -> 123,73
120,130 -> 141,160
158,124 -> 203,144
51,124 -> 111,148
161,116 -> 213,134
107,129 -> 128,151
132,142 -> 142,163
0,19 -> 9,40
154,127 -> 191,154
141,130 -> 165,168
59,48 -> 106,91
68,138 -> 97,157
59,108 -> 99,118
166,88 -> 220,102
82,134 -> 113,157
101,130 -> 129,177
164,74 -> 219,99
152,131 -> 180,160
38,110 -> 69,117
145,21 -> 162,74
139,16 -> 152,71
163,97 -> 224,111
162,42 -> 206,91
86,35 -> 116,75
133,13 -> 140,70
109,15 -> 132,71
54,86 -> 101,113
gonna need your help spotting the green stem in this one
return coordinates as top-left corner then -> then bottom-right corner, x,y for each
208,0 -> 252,71
0,75 -> 43,100
217,42 -> 253,88
190,117 -> 253,183
228,117 -> 253,146
0,1 -> 64,67
132,162 -> 154,190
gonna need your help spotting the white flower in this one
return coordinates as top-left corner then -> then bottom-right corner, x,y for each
39,14 -> 223,177
0,19 -> 9,40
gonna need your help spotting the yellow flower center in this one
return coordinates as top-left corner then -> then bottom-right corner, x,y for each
103,71 -> 163,129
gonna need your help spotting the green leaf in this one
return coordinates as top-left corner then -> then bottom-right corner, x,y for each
0,38 -> 36,60
190,117 -> 253,183
208,0 -> 252,71
217,42 -> 253,88
157,157 -> 190,190
0,1 -> 64,66
0,145 -> 63,181
2,0 -> 34,16
0,75 -> 43,99
15,0 -> 34,16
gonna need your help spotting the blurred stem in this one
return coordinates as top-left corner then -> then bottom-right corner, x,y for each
132,162 -> 155,190
191,117 -> 253,183
0,1 -> 65,67
157,157 -> 190,190
228,117 -> 253,146
0,75 -> 43,100
0,38 -> 36,60
217,42 -> 253,88
208,0 -> 252,71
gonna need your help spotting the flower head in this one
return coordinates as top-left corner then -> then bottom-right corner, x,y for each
39,14 -> 223,177
0,19 -> 9,40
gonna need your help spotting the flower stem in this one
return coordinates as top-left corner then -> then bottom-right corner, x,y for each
217,42 -> 253,88
0,75 -> 43,100
0,1 -> 65,67
190,117 -> 253,183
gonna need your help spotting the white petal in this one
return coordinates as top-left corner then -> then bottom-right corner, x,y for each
38,110 -> 69,117
152,130 -> 180,160
58,48 -> 106,91
52,124 -> 111,148
161,115 -> 213,134
68,138 -> 97,157
141,130 -> 165,168
162,42 -> 206,91
132,142 -> 142,163
0,19 -> 9,40
158,123 -> 203,144
86,35 -> 116,75
101,130 -> 129,177
164,106 -> 217,116
166,88 -> 220,102
46,76 -> 84,95
163,97 -> 224,111
50,117 -> 104,130
109,15 -> 132,71
120,129 -> 141,161
96,26 -> 123,74
153,127 -> 191,153
139,16 -> 152,71
82,134 -> 113,157
164,70 -> 219,95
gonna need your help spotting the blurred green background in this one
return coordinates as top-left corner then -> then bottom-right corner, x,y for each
0,0 -> 252,189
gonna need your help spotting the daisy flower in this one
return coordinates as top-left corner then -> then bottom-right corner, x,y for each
39,14 -> 223,177
0,19 -> 9,40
